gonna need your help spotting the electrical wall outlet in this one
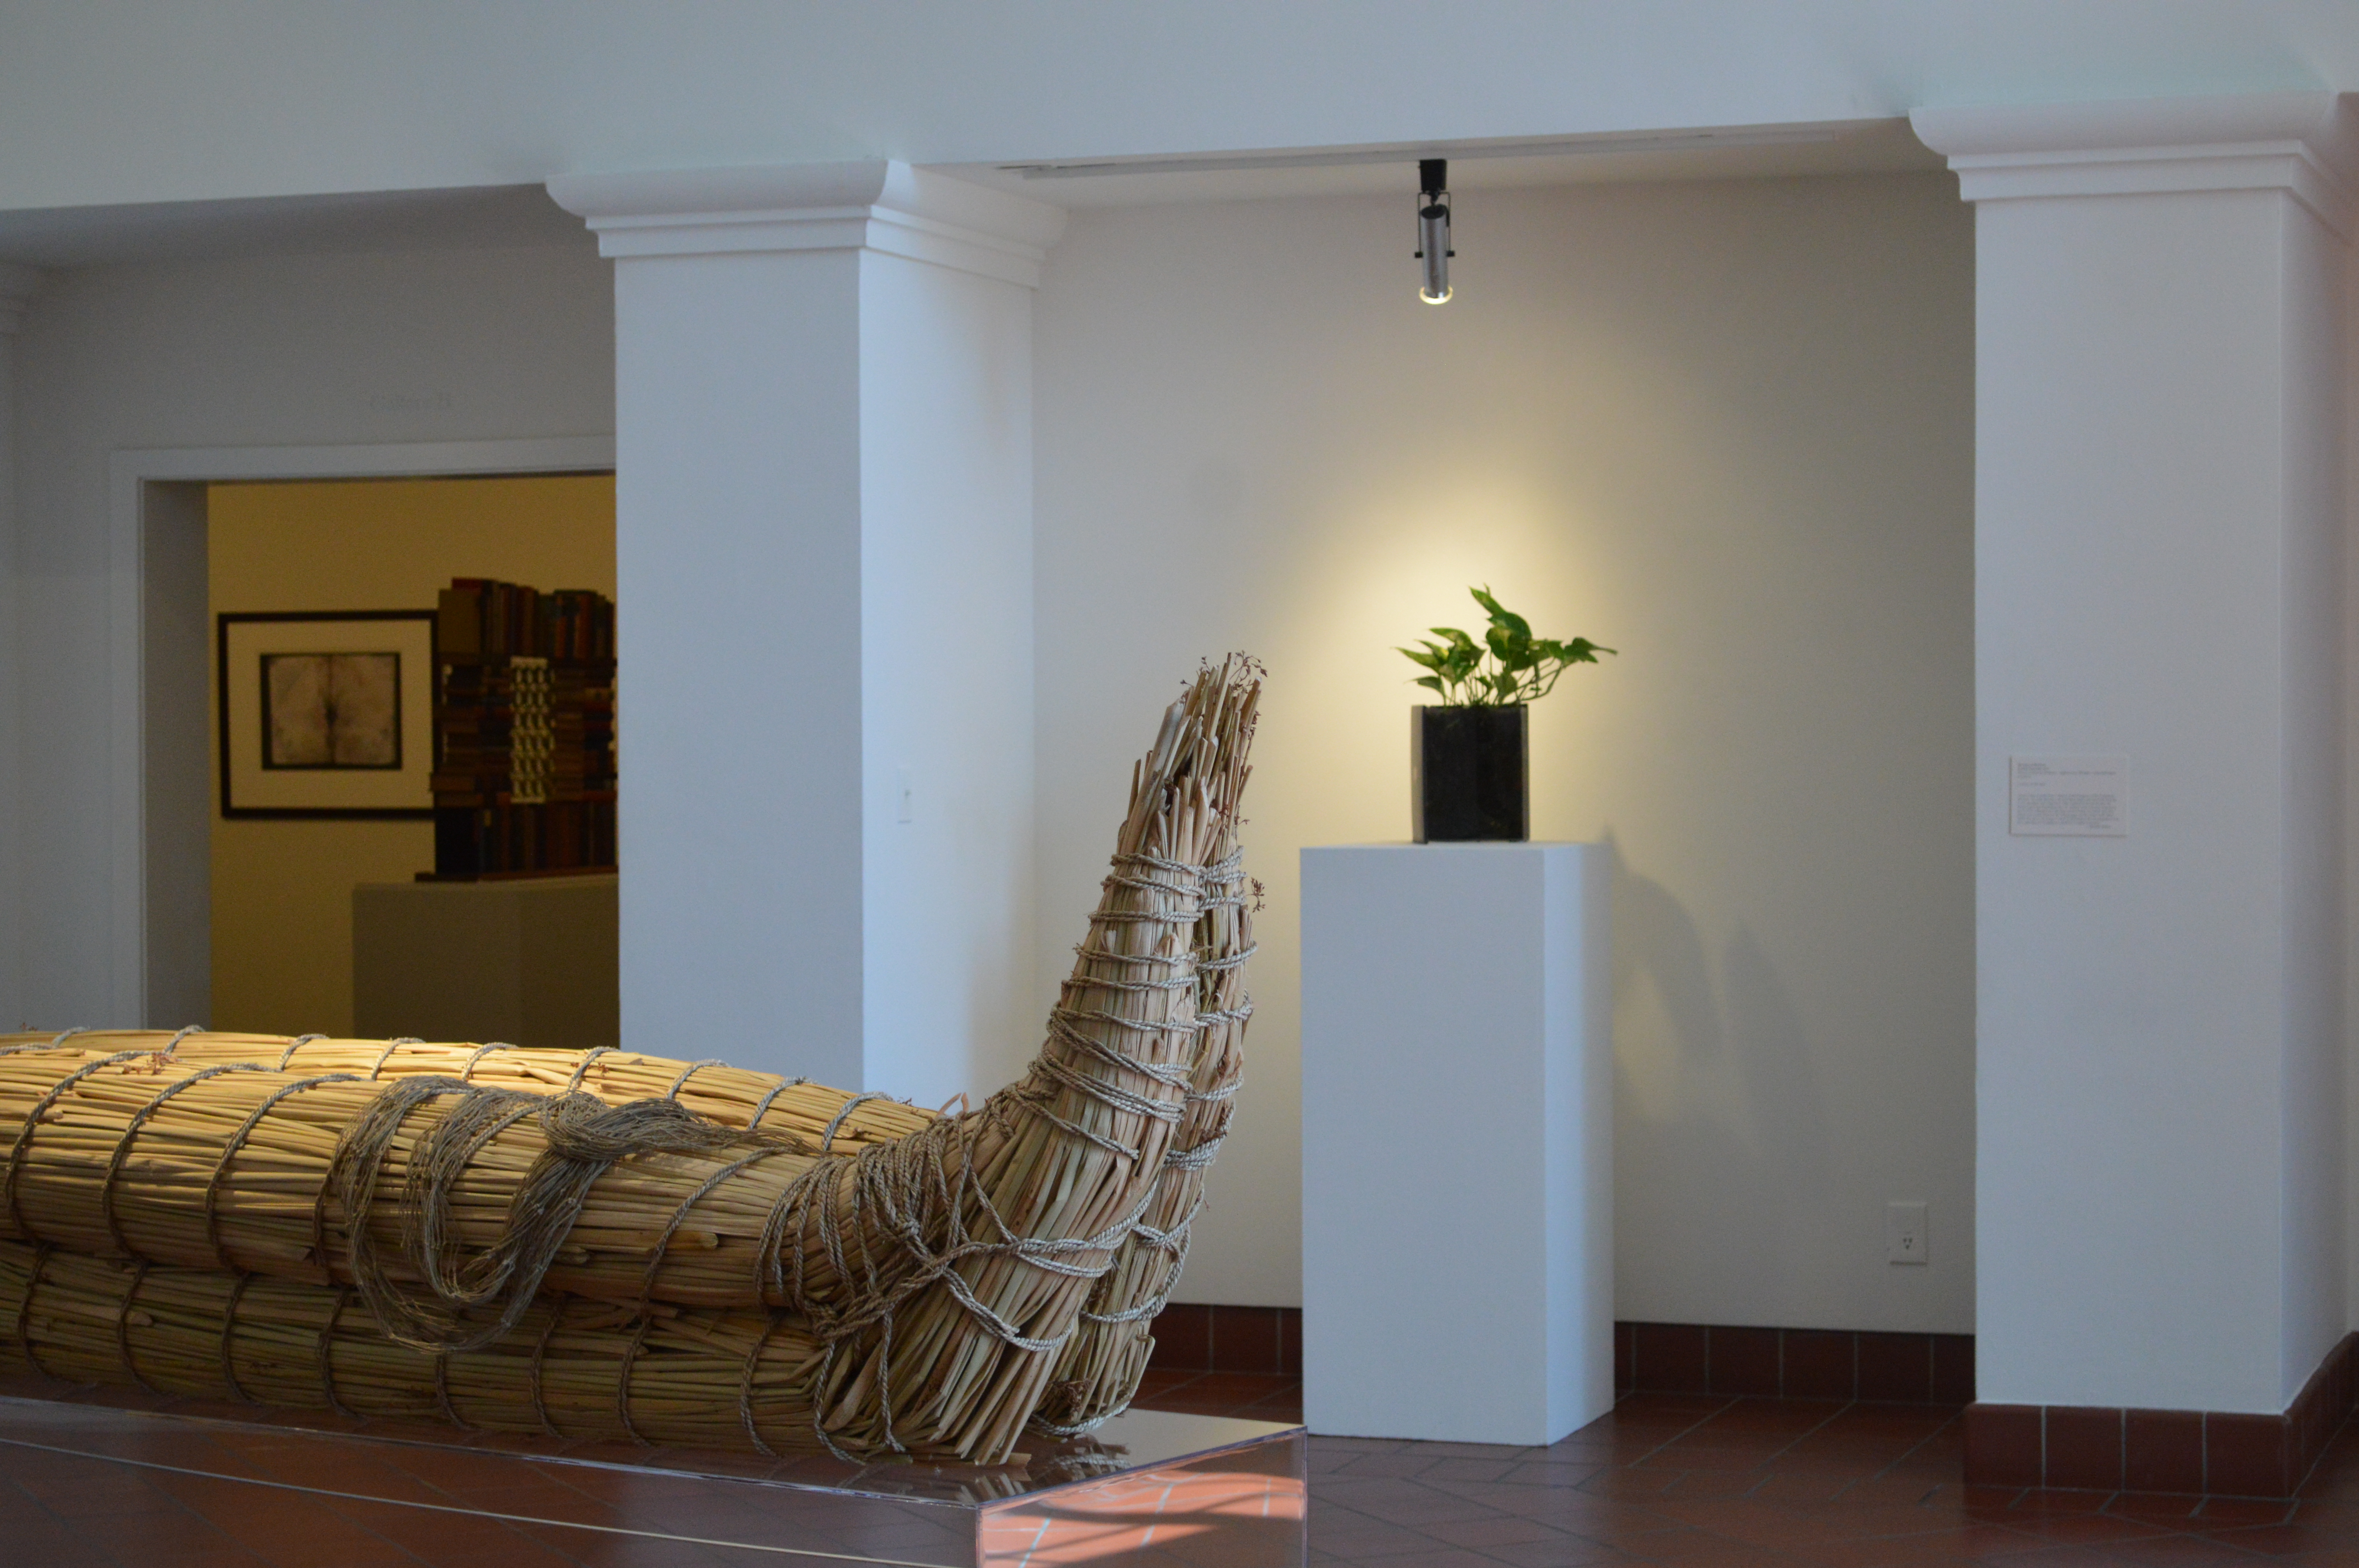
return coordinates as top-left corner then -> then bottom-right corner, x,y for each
1886,1201 -> 1929,1265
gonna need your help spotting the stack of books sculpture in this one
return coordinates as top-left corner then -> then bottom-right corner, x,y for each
431,577 -> 618,877
0,659 -> 1260,1466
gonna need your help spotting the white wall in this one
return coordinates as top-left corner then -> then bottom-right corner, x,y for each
2284,202 -> 2347,1402
0,336 -> 14,1030
0,269 -> 31,1030
591,166 -> 1049,1104
1033,174 -> 1976,1322
2349,206 -> 2359,1341
140,478 -> 210,1027
860,250 -> 1040,1105
11,243 -> 613,1028
610,244 -> 869,1086
2,4 -> 2357,212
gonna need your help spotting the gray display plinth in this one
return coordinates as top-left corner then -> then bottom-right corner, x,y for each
0,1377 -> 1302,1566
352,873 -> 620,1048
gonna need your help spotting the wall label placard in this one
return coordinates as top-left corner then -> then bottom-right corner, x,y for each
2010,754 -> 2126,837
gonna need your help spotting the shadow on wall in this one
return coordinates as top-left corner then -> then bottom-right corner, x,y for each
1607,833 -> 1830,1317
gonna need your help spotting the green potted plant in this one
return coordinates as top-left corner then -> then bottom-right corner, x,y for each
1397,587 -> 1614,841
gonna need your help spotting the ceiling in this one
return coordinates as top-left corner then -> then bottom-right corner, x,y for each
946,118 -> 1942,206
0,183 -> 592,270
0,119 -> 1942,270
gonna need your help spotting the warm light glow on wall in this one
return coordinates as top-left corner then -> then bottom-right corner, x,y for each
1028,176 -> 1975,1325
1265,468 -> 1625,846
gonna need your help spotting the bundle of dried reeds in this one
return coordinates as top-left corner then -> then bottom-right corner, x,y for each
0,1050 -> 881,1314
0,1031 -> 937,1151
1030,667 -> 1259,1436
795,661 -> 1251,1460
0,1239 -> 842,1454
0,660 -> 1261,1462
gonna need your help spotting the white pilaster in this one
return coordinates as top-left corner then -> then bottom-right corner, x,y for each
0,262 -> 40,1033
1914,93 -> 2353,1414
549,164 -> 1062,1100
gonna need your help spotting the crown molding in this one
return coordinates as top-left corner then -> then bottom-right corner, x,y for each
0,261 -> 44,336
546,161 -> 1068,287
1911,91 -> 2357,235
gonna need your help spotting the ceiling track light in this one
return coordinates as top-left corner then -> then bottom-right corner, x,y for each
1416,158 -> 1453,304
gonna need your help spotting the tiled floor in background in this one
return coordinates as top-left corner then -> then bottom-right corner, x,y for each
1131,1366 -> 1305,1424
1132,1380 -> 2359,1568
5,1382 -> 2357,1564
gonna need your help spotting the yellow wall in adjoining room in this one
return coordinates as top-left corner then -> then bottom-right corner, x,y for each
207,474 -> 616,1036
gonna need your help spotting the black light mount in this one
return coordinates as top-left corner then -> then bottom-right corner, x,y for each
1416,158 -> 1454,304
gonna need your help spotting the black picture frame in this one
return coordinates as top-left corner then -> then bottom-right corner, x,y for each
217,610 -> 437,819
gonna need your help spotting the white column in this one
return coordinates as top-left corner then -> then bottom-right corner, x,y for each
549,165 -> 1063,1100
0,263 -> 40,1033
1914,94 -> 2354,1414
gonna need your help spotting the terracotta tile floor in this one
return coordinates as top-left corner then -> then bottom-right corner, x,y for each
5,1383 -> 2355,1564
1127,1381 -> 2359,1568
1132,1366 -> 1307,1424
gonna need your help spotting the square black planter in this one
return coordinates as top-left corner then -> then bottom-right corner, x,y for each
1412,704 -> 1528,841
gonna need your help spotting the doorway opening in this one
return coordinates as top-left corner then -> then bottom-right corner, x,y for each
204,474 -> 614,1037
121,443 -> 617,1040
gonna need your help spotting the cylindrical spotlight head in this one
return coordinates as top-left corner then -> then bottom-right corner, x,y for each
1417,200 -> 1452,303
1415,158 -> 1453,303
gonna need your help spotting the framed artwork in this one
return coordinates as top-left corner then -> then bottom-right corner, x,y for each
218,611 -> 437,817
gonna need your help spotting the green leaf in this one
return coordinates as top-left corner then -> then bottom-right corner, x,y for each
1400,589 -> 1613,710
1472,586 -> 1532,642
1487,623 -> 1534,670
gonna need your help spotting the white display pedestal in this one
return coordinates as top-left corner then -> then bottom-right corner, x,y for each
1300,842 -> 1612,1445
